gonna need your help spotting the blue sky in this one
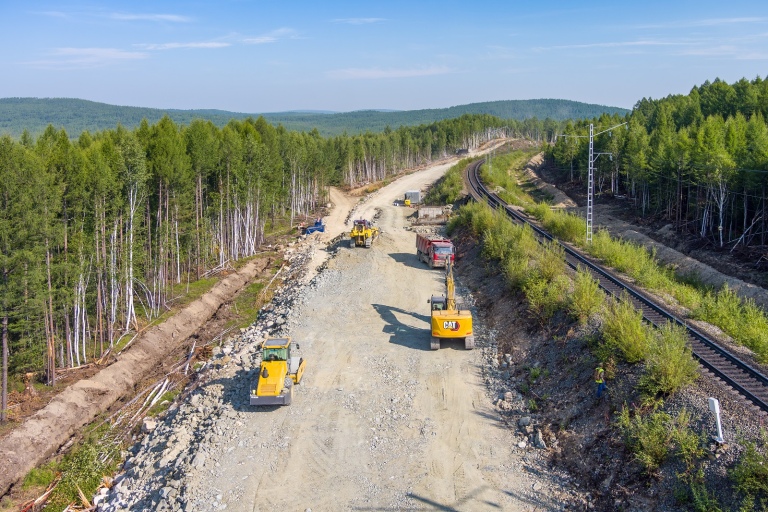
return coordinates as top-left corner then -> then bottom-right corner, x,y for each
1,1 -> 767,113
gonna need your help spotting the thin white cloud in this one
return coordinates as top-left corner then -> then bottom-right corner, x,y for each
244,36 -> 278,44
675,45 -> 768,60
27,47 -> 148,69
109,13 -> 192,23
243,28 -> 298,44
328,66 -> 452,80
638,17 -> 768,29
537,40 -> 684,51
138,42 -> 230,50
332,18 -> 386,25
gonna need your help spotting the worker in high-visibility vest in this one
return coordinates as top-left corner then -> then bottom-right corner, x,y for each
595,366 -> 606,398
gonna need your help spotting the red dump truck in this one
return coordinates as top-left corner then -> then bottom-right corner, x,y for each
416,233 -> 455,268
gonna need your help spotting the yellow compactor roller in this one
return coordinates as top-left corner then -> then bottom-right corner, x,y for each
428,261 -> 474,350
250,337 -> 306,406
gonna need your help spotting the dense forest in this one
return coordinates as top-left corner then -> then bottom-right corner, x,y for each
550,76 -> 768,253
0,97 -> 628,139
0,112 -> 526,420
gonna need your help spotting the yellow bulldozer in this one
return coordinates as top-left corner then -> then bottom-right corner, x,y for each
428,261 -> 474,350
349,218 -> 380,248
250,337 -> 306,406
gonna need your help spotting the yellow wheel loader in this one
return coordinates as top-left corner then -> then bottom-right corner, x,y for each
349,219 -> 380,248
427,261 -> 474,350
250,337 -> 306,406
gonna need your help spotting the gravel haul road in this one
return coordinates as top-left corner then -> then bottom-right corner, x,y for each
101,150 -> 571,512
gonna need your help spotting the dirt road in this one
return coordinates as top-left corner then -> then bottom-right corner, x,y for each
96,146 -> 573,512
176,156 -> 561,510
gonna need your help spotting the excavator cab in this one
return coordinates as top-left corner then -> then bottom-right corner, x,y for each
430,296 -> 446,311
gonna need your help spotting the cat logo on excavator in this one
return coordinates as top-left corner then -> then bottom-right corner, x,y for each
443,321 -> 460,331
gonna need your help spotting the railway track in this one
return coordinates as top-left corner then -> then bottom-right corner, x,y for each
465,158 -> 768,416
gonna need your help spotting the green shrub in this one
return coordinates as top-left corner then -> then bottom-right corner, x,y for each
669,408 -> 705,471
550,211 -> 585,243
527,202 -> 552,223
533,242 -> 566,282
696,285 -> 741,337
449,202 -> 495,237
482,213 -> 519,261
639,322 -> 699,397
480,149 -> 539,207
684,471 -> 723,512
503,253 -> 531,291
741,301 -> 768,362
730,430 -> 768,506
616,406 -> 673,475
695,286 -> 768,362
601,296 -> 653,363
569,266 -> 604,324
524,274 -> 569,323
669,280 -> 703,311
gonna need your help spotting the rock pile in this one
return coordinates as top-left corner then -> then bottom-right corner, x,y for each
96,239 -> 320,511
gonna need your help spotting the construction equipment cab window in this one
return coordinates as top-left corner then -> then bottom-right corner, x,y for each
263,348 -> 287,361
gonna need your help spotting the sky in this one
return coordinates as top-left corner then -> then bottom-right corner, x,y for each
1,1 -> 767,113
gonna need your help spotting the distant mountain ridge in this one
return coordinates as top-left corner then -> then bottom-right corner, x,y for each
0,97 -> 629,138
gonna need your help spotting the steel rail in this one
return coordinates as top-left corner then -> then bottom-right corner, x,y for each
465,158 -> 768,415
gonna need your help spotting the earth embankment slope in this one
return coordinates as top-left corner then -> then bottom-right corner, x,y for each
0,258 -> 267,497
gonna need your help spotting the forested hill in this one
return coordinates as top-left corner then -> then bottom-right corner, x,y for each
259,100 -> 629,135
0,97 -> 628,139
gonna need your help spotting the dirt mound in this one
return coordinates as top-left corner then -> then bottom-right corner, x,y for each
0,257 -> 272,497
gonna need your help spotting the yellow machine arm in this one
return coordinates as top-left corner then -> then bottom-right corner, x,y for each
445,260 -> 456,311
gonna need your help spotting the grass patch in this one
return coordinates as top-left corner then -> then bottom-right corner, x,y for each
147,389 -> 181,417
22,462 -> 58,490
233,280 -> 269,328
423,158 -> 473,205
32,424 -> 122,510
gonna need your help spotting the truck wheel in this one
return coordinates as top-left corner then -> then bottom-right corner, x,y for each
430,337 -> 440,350
464,336 -> 475,350
350,239 -> 355,248
365,237 -> 371,248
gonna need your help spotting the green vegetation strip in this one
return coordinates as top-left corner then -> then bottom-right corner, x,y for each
447,148 -> 768,509
482,148 -> 768,363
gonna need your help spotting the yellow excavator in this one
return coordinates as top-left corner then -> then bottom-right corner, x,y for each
250,337 -> 306,406
428,260 -> 474,350
350,219 -> 380,248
